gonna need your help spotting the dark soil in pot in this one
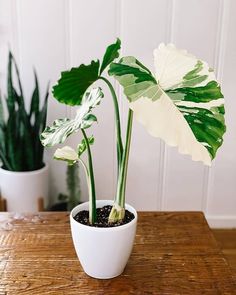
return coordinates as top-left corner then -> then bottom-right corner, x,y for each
73,205 -> 135,228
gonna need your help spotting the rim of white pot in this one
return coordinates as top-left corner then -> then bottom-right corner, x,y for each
70,200 -> 138,232
0,162 -> 48,175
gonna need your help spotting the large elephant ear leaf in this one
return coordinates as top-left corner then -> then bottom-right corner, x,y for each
52,39 -> 121,106
41,88 -> 103,147
52,60 -> 100,106
99,38 -> 121,75
111,44 -> 226,165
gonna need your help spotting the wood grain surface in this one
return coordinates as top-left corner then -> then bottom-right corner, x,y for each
213,229 -> 236,281
0,212 -> 235,294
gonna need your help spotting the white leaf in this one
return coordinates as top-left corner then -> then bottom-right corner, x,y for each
54,146 -> 78,164
130,92 -> 212,165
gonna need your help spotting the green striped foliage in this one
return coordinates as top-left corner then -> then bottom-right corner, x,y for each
0,52 -> 48,171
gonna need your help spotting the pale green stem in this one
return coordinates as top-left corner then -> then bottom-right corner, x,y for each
81,129 -> 97,224
99,76 -> 123,170
78,158 -> 90,199
108,109 -> 133,222
78,158 -> 89,179
116,109 -> 133,208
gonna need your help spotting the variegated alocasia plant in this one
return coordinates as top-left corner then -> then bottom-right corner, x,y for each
41,40 -> 226,225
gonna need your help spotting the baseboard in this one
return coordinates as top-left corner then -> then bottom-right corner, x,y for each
206,215 -> 236,228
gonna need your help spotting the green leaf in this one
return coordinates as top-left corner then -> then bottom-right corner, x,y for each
52,39 -> 121,106
109,56 -> 161,102
52,60 -> 100,106
77,135 -> 94,157
166,81 -> 223,103
0,124 -> 5,155
0,92 -> 5,127
1,51 -> 47,171
6,113 -> 17,170
29,70 -> 40,119
5,53 -> 24,171
41,88 -> 103,147
40,83 -> 49,132
0,147 -> 12,170
99,38 -> 121,75
7,52 -> 35,170
34,83 -> 49,168
11,53 -> 24,98
16,91 -> 34,171
178,105 -> 225,159
7,52 -> 16,114
0,94 -> 6,158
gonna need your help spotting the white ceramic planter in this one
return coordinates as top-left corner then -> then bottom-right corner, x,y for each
70,200 -> 137,279
0,164 -> 49,212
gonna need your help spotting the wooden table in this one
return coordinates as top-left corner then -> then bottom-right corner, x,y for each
0,212 -> 235,294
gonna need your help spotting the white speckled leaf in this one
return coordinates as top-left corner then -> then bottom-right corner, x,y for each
41,88 -> 103,147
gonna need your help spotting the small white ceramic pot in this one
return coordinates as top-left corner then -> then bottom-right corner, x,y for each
70,200 -> 137,279
0,164 -> 49,212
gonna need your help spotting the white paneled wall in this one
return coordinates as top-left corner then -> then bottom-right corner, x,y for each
0,0 -> 235,227
162,0 -> 220,212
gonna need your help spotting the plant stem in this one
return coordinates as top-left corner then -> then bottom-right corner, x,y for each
81,129 -> 97,224
99,76 -> 123,170
108,109 -> 133,222
116,109 -> 133,207
78,158 -> 91,207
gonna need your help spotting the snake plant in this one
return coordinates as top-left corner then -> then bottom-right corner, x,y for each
0,52 -> 48,171
41,40 -> 226,224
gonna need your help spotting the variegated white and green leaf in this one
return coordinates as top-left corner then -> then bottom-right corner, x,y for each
41,88 -> 103,147
109,43 -> 226,165
54,146 -> 78,165
154,43 -> 216,90
109,56 -> 162,102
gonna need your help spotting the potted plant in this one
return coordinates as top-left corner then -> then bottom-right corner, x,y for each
0,52 -> 49,212
41,40 -> 226,279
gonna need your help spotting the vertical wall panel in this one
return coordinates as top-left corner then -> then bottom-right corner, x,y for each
121,0 -> 170,210
162,0 -> 221,211
17,0 -> 69,203
0,0 -> 16,95
69,0 -> 118,201
206,0 -> 236,220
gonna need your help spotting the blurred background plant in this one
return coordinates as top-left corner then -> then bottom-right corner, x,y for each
0,52 -> 48,171
50,163 -> 81,211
